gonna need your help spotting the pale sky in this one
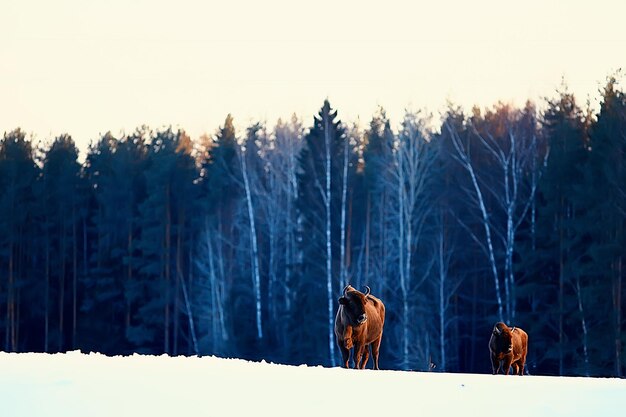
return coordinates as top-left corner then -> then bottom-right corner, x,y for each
1,0 -> 625,153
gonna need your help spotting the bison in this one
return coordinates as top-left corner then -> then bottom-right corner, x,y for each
489,322 -> 528,375
334,284 -> 386,369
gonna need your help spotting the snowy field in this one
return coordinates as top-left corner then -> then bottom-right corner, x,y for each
1,352 -> 625,417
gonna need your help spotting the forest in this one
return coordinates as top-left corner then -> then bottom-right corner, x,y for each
0,77 -> 624,377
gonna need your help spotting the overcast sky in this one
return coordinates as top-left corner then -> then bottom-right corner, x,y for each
1,0 -> 624,152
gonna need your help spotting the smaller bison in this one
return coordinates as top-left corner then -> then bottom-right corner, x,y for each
489,322 -> 528,375
335,285 -> 386,369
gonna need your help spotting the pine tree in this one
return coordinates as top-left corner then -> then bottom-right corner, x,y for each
0,129 -> 40,351
131,128 -> 199,354
40,134 -> 85,351
83,130 -> 148,353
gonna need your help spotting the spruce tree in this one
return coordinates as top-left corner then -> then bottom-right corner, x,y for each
582,76 -> 626,376
518,87 -> 588,375
293,100 -> 353,366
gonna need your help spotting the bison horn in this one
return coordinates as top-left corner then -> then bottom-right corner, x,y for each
494,326 -> 501,336
364,286 -> 371,297
343,285 -> 350,296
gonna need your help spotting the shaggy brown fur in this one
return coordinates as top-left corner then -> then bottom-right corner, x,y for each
489,322 -> 528,375
334,285 -> 386,369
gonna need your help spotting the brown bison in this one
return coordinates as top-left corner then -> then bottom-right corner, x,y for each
489,322 -> 528,375
334,285 -> 386,369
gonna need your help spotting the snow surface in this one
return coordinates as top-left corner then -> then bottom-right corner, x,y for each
1,352 -> 624,417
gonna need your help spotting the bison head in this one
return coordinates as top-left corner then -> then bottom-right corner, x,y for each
492,322 -> 513,353
338,285 -> 371,326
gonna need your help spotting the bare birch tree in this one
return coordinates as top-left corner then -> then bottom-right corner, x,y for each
195,220 -> 229,355
262,117 -> 303,341
238,127 -> 263,340
339,123 -> 351,289
383,110 -> 438,369
445,106 -> 545,322
323,111 -> 335,366
433,211 -> 462,372
362,110 -> 395,296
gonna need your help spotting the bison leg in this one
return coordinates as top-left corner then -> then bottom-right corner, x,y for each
490,354 -> 500,375
343,327 -> 353,350
517,357 -> 526,375
519,351 -> 527,375
511,362 -> 520,375
338,341 -> 351,368
354,343 -> 366,370
371,337 -> 382,370
359,345 -> 370,369
502,356 -> 513,375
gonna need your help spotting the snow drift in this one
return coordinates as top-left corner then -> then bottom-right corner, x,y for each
1,352 -> 624,417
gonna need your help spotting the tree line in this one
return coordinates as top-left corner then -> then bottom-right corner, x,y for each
0,77 -> 624,376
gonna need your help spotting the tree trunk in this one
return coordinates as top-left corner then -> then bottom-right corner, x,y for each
558,202 -> 564,376
340,135 -> 349,288
575,278 -> 589,376
379,188 -> 387,297
398,143 -> 409,368
206,219 -> 227,353
614,256 -> 622,377
6,242 -> 14,351
59,222 -> 66,351
285,127 -> 298,315
240,145 -> 263,339
187,250 -> 194,354
346,192 -> 353,282
45,229 -> 50,352
164,184 -> 171,354
126,226 -> 133,337
364,194 -> 371,286
15,240 -> 21,350
324,116 -> 335,366
72,211 -> 77,349
448,124 -> 503,322
173,209 -> 183,355
268,226 -> 276,324
177,220 -> 198,355
438,224 -> 446,371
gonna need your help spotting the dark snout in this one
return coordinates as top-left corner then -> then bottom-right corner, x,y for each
358,313 -> 367,324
